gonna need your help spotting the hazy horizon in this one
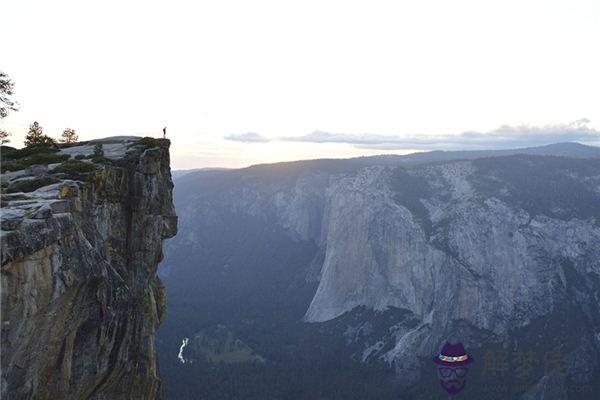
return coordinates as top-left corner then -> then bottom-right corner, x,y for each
2,0 -> 600,169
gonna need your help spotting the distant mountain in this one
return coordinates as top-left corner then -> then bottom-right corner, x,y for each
158,142 -> 600,400
171,167 -> 230,180
364,141 -> 600,166
172,142 -> 600,181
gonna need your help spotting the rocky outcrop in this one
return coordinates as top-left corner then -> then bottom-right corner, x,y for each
1,137 -> 177,399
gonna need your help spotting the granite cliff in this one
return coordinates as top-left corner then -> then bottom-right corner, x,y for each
1,137 -> 177,399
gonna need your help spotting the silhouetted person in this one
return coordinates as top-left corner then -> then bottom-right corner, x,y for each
163,127 -> 167,138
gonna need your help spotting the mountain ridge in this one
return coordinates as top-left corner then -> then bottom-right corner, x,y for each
159,141 -> 600,399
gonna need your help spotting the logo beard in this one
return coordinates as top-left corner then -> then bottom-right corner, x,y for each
440,379 -> 466,395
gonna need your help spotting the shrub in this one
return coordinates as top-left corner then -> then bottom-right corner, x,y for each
92,143 -> 104,158
5,177 -> 61,193
129,137 -> 163,148
1,161 -> 27,172
51,160 -> 98,175
28,152 -> 70,164
1,143 -> 59,161
1,145 -> 16,154
74,154 -> 86,160
0,151 -> 69,172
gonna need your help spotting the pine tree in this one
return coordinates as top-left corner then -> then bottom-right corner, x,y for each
24,121 -> 44,146
0,129 -> 10,144
24,121 -> 54,147
60,128 -> 78,143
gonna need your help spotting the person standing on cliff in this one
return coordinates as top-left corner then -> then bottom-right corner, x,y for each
163,126 -> 166,138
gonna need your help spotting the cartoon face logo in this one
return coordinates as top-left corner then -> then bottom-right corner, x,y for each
433,342 -> 473,395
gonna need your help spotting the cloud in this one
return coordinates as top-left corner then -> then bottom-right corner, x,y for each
224,132 -> 271,143
224,119 -> 600,150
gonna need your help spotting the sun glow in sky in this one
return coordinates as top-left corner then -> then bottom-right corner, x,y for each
2,0 -> 599,169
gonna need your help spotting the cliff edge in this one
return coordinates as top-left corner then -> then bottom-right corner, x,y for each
1,136 -> 177,399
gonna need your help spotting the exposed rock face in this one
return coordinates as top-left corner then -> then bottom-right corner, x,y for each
307,162 -> 600,329
303,161 -> 600,391
1,137 -> 177,399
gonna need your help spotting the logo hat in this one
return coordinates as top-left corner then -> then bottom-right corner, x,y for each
433,342 -> 473,366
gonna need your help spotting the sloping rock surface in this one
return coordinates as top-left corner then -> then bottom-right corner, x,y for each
1,137 -> 177,400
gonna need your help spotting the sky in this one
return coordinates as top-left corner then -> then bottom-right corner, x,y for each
1,0 -> 599,169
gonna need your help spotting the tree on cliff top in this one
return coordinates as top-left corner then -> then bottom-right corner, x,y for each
0,71 -> 18,119
24,121 -> 55,147
60,128 -> 78,143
